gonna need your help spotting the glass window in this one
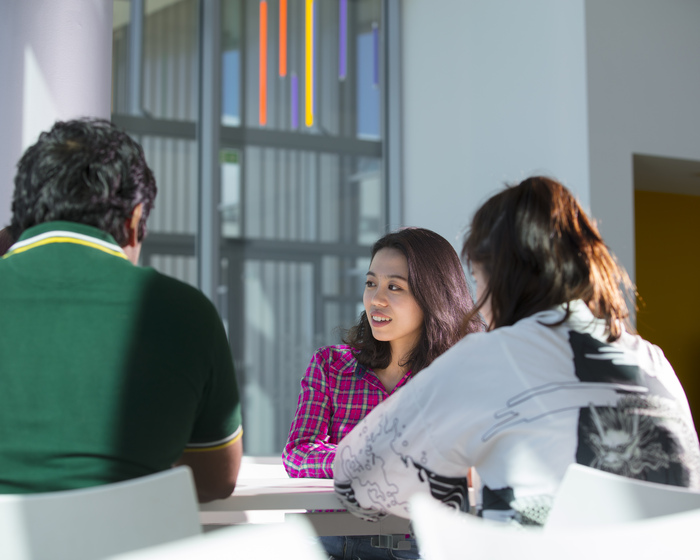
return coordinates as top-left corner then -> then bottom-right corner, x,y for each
227,0 -> 383,138
142,136 -> 198,235
143,0 -> 199,121
112,0 -> 394,454
222,0 -> 242,125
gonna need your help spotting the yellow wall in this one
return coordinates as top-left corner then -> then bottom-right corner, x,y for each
635,190 -> 700,432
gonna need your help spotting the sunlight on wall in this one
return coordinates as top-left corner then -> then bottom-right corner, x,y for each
22,47 -> 57,150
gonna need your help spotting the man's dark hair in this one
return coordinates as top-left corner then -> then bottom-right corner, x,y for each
344,227 -> 481,374
0,227 -> 14,256
462,176 -> 634,341
11,118 -> 157,246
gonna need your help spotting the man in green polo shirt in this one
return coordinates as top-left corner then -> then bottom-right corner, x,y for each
0,118 -> 243,502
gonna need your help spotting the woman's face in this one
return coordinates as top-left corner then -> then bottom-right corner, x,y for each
363,247 -> 424,355
471,262 -> 492,328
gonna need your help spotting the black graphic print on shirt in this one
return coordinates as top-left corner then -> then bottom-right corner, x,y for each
482,486 -> 550,526
334,413 -> 469,518
402,456 -> 469,512
334,479 -> 386,521
569,331 -> 691,485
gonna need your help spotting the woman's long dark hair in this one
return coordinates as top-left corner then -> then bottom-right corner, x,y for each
344,227 -> 481,373
462,176 -> 634,341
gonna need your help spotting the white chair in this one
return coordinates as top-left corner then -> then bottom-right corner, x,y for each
0,466 -> 201,560
104,516 -> 328,560
546,463 -> 700,530
409,493 -> 698,560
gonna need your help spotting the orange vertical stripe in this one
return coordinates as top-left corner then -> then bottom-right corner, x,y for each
279,0 -> 287,77
259,1 -> 268,126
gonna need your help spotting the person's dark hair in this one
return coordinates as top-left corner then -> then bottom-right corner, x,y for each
344,227 -> 481,374
462,176 -> 634,341
10,118 -> 156,246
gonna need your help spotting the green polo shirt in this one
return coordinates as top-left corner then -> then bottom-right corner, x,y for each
0,221 -> 242,493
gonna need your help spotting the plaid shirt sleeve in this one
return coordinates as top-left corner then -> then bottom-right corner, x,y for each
283,349 -> 337,478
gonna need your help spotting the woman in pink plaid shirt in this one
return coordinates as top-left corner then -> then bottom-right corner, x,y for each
283,227 -> 481,559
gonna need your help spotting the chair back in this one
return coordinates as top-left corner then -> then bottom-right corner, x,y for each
409,493 -> 699,560
104,516 -> 327,560
546,463 -> 700,530
0,466 -> 201,560
409,494 -> 542,560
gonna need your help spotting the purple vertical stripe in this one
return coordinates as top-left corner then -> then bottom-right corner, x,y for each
291,73 -> 298,129
372,22 -> 379,87
339,0 -> 347,80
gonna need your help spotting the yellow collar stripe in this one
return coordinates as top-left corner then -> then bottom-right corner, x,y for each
4,236 -> 128,260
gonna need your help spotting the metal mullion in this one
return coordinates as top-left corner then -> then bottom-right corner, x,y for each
222,242 -> 245,382
242,0 -> 253,128
142,232 -> 196,256
289,262 -> 300,436
346,0 -> 358,139
274,148 -> 282,239
339,0 -> 358,250
313,255 -> 324,356
176,138 -> 187,234
164,137 -> 174,232
337,0 -> 350,138
172,2 -> 184,120
197,0 -> 223,306
220,126 -> 382,157
383,0 -> 402,230
281,149 -> 289,239
165,2 -> 175,119
152,3 -> 164,117
186,1 -> 197,119
314,151 -> 321,242
256,147 -> 263,238
127,0 -> 144,116
237,0 -> 248,240
111,114 -> 196,139
280,262 -> 292,442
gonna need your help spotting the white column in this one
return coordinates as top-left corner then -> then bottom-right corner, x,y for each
400,0 -> 590,253
0,0 -> 113,227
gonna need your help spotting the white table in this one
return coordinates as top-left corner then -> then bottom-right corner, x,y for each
200,475 -> 412,537
200,477 -> 340,514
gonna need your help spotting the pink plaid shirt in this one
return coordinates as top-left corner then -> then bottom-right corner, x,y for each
283,345 -> 413,478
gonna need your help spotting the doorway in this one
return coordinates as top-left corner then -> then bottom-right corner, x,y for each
634,153 -> 700,434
